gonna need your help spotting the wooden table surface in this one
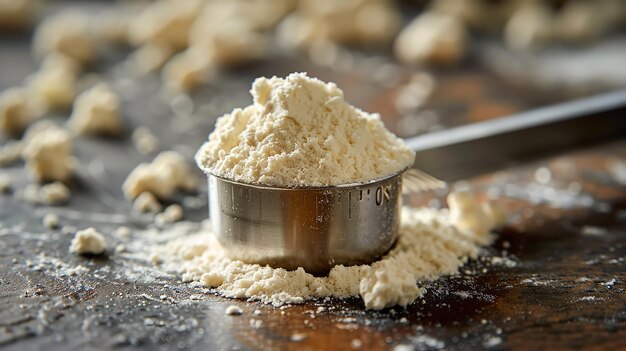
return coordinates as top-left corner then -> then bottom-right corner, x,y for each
1,5 -> 626,350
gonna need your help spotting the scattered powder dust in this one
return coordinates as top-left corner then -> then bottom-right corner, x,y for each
150,193 -> 501,310
195,72 -> 415,187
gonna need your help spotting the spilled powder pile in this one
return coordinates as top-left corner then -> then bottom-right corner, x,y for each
195,72 -> 415,187
152,193 -> 501,310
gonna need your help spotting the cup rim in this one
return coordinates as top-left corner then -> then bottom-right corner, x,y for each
206,167 -> 409,191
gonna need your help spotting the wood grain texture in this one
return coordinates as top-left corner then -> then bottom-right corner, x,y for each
1,6 -> 626,350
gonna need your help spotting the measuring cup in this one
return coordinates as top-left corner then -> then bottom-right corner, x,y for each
207,171 -> 405,274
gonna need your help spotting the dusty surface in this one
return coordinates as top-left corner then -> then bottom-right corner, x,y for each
1,13 -> 626,351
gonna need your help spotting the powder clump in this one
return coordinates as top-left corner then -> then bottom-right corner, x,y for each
70,227 -> 106,255
195,72 -> 415,187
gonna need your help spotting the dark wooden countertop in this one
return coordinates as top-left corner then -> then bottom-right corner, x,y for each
1,7 -> 626,350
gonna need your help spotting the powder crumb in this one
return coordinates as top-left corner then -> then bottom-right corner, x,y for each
393,345 -> 414,351
581,226 -> 607,236
115,244 -> 127,253
68,83 -> 122,136
0,141 -> 24,166
290,333 -> 307,342
42,213 -> 60,229
0,174 -> 11,193
195,73 -> 415,187
132,127 -> 160,155
115,226 -> 132,240
128,0 -> 202,50
448,191 -> 502,240
70,227 -> 106,255
128,43 -> 175,75
27,66 -> 77,112
155,204 -> 184,226
490,256 -> 517,268
32,10 -> 95,63
123,151 -> 197,201
394,11 -> 466,66
39,181 -> 71,205
0,87 -> 37,136
603,279 -> 617,289
161,48 -> 214,93
152,193 -> 503,310
483,336 -> 503,348
133,192 -> 162,213
225,305 -> 243,316
411,335 -> 444,350
579,296 -> 603,302
19,181 -> 70,205
22,123 -> 74,183
351,339 -> 363,349
276,0 -> 400,49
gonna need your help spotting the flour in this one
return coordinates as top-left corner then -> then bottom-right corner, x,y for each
195,73 -> 415,187
27,65 -> 77,112
161,48 -> 215,93
224,305 -> 243,316
70,227 -> 106,255
68,84 -> 122,136
151,193 -> 501,310
39,181 -> 71,205
394,11 -> 466,66
131,127 -> 159,155
276,0 -> 400,49
43,213 -> 60,229
133,192 -> 162,213
123,151 -> 197,201
21,123 -> 74,183
155,204 -> 184,226
128,0 -> 204,50
32,10 -> 95,64
0,88 -> 36,135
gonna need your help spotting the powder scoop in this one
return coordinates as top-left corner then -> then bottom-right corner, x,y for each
207,168 -> 444,274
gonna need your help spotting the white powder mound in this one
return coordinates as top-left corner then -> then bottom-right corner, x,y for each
70,227 -> 106,255
153,193 -> 501,310
195,73 -> 415,187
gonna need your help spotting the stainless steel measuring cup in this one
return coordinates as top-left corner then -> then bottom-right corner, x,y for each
207,171 -> 405,274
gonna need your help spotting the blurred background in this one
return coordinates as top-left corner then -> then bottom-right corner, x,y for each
1,0 -> 625,141
1,2 -> 626,350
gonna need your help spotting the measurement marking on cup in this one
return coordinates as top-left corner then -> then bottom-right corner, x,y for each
348,192 -> 352,219
231,185 -> 235,210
